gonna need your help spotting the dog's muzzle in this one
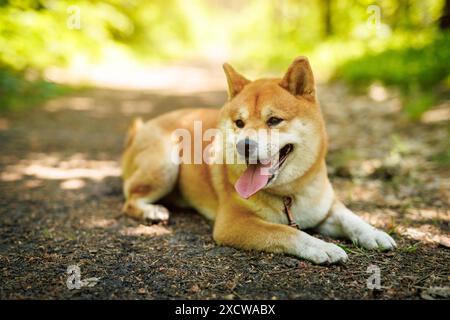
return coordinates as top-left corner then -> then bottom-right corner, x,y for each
236,138 -> 258,160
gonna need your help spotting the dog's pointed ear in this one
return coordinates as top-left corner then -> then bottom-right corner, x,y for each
223,63 -> 250,100
279,56 -> 316,101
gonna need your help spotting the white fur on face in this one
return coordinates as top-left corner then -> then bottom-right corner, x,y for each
267,118 -> 322,187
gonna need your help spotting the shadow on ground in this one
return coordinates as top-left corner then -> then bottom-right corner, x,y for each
0,85 -> 448,299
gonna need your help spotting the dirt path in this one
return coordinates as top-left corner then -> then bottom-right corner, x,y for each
0,83 -> 448,299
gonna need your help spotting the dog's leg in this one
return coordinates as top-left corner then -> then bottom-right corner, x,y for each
123,196 -> 170,223
122,149 -> 178,223
213,203 -> 348,264
315,200 -> 396,250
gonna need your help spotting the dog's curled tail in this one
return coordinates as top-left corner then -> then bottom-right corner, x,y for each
124,117 -> 143,149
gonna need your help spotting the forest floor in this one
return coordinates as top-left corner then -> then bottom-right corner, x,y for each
0,77 -> 449,299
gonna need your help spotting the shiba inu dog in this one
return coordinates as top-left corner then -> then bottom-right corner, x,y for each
121,56 -> 396,264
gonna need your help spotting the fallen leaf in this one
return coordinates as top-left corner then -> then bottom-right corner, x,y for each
421,286 -> 450,300
81,277 -> 100,288
190,284 -> 201,293
436,236 -> 450,248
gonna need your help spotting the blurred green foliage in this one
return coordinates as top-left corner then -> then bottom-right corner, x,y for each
0,0 -> 194,110
0,66 -> 71,110
0,0 -> 193,70
337,34 -> 450,91
0,0 -> 449,116
336,33 -> 450,119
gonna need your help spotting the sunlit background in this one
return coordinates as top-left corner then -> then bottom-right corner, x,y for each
0,0 -> 449,117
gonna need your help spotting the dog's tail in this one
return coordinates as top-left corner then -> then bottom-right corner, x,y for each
124,117 -> 143,149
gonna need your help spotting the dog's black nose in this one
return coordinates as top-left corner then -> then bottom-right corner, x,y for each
236,138 -> 258,159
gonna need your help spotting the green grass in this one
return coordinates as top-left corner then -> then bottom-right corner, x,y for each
400,243 -> 420,254
0,67 -> 73,112
41,228 -> 54,239
430,132 -> 450,167
336,243 -> 358,254
404,92 -> 438,120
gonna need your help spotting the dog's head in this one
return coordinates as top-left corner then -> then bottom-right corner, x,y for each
218,57 -> 327,199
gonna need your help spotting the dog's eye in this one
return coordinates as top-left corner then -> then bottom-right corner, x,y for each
235,119 -> 245,128
267,117 -> 283,127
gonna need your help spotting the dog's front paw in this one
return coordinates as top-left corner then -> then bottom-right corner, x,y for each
142,204 -> 170,224
298,236 -> 348,265
352,228 -> 396,251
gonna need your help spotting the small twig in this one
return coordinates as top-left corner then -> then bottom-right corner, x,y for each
413,274 -> 432,286
149,258 -> 160,266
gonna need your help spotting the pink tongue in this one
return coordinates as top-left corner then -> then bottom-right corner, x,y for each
234,163 -> 271,199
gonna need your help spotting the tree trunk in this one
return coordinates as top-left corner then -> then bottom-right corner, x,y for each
322,0 -> 332,37
440,0 -> 450,29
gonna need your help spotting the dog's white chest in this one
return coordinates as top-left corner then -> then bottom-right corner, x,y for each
290,176 -> 334,229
